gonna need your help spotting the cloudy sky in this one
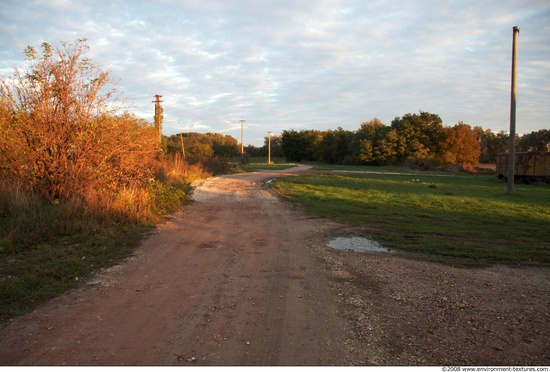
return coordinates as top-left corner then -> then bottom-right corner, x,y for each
1,0 -> 549,146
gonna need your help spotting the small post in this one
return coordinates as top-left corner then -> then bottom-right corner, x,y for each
507,26 -> 519,194
268,131 -> 272,165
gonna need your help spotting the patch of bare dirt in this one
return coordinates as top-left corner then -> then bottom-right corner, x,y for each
0,165 -> 548,366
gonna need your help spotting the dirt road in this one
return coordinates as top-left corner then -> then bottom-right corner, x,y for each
0,165 -> 548,366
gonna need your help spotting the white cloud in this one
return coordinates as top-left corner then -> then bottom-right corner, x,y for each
0,0 -> 548,145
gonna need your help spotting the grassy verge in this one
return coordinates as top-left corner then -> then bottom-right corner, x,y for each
0,220 -> 150,322
239,157 -> 296,172
272,172 -> 550,265
0,184 -> 190,323
0,157 -> 209,323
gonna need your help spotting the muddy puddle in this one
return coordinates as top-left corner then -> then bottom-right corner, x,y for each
327,237 -> 392,253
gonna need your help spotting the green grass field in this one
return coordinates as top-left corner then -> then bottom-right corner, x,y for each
272,172 -> 550,265
302,161 -> 423,174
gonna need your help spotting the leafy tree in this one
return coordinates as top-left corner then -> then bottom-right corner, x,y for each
257,134 -> 283,158
180,133 -> 214,158
0,39 -> 157,201
520,129 -> 550,151
378,129 -> 401,165
281,129 -> 307,162
281,129 -> 322,162
349,119 -> 390,165
278,111 -> 546,168
390,111 -> 444,162
319,127 -> 354,164
210,133 -> 240,157
474,127 -> 515,163
164,132 -> 240,158
244,144 -> 263,157
270,135 -> 284,158
303,130 -> 324,161
441,122 -> 480,166
475,126 -> 495,163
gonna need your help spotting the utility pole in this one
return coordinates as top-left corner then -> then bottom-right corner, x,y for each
240,119 -> 245,156
507,26 -> 519,194
268,131 -> 272,165
153,94 -> 163,149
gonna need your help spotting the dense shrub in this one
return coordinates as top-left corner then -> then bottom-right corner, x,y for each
0,40 -> 213,249
0,40 -> 159,202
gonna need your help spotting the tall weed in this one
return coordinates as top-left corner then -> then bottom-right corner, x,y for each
0,155 -> 212,253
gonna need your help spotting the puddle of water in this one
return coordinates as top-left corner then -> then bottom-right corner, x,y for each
327,237 -> 392,253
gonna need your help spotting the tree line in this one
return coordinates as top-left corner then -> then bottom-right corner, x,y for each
162,116 -> 548,170
281,112 -> 549,168
163,132 -> 240,158
163,132 -> 287,160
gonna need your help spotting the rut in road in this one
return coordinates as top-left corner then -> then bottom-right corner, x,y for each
0,168 -> 352,366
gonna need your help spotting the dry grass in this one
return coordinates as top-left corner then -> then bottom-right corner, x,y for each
0,154 -> 213,322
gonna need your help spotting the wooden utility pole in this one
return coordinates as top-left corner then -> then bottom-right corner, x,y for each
153,94 -> 163,148
240,119 -> 245,156
507,26 -> 519,194
268,131 -> 272,165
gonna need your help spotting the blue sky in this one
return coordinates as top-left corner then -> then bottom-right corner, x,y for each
1,0 -> 549,146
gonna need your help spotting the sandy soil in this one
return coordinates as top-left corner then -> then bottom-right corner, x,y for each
0,165 -> 548,366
